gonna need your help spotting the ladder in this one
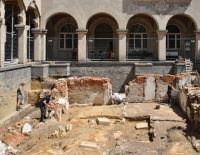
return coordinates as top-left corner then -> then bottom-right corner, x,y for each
185,58 -> 192,73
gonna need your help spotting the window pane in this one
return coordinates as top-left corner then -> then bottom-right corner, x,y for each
60,39 -> 64,48
169,35 -> 175,48
129,34 -> 134,49
60,34 -> 64,38
66,39 -> 72,48
130,24 -> 146,33
166,35 -> 168,48
143,34 -> 147,49
177,35 -> 180,48
74,34 -> 78,49
135,34 -> 141,48
66,34 -> 72,38
61,24 -> 76,32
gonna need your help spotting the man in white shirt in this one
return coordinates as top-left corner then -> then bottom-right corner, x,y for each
112,92 -> 123,105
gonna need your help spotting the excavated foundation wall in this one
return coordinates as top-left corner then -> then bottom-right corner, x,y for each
28,77 -> 112,106
178,73 -> 200,130
0,65 -> 31,120
126,73 -> 192,103
67,77 -> 112,105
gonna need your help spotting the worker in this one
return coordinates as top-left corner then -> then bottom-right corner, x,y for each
39,96 -> 55,122
112,92 -> 124,105
167,82 -> 179,106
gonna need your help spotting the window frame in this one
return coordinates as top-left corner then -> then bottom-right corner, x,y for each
129,33 -> 147,50
166,33 -> 181,50
60,32 -> 78,50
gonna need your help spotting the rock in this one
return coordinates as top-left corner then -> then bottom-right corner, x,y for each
113,131 -> 124,140
80,141 -> 97,148
15,122 -> 22,129
116,140 -> 123,146
97,118 -> 110,126
22,123 -> 32,134
7,127 -> 12,133
66,124 -> 72,131
136,123 -> 148,129
59,125 -> 66,133
0,140 -> 8,154
63,145 -> 69,152
192,136 -> 196,145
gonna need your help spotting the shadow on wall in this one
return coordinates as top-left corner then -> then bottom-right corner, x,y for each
119,66 -> 135,93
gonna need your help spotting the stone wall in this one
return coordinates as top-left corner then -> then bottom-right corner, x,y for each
0,65 -> 31,120
67,77 -> 112,105
125,73 -> 192,103
69,62 -> 176,93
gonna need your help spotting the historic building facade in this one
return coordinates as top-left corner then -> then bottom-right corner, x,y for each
0,0 -> 200,67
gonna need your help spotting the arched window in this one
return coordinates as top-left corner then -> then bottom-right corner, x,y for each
166,25 -> 180,49
60,24 -> 77,49
95,23 -> 113,33
129,24 -> 147,49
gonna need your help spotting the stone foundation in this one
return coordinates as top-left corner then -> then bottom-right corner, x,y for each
126,73 -> 192,103
67,77 -> 112,105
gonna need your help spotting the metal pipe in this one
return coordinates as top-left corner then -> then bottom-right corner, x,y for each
11,4 -> 14,62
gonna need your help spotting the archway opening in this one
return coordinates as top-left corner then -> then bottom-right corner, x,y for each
5,1 -> 19,62
166,15 -> 196,61
126,14 -> 158,61
26,9 -> 35,61
86,13 -> 119,61
46,13 -> 78,61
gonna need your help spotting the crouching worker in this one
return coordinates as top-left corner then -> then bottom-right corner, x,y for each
112,92 -> 123,105
39,96 -> 55,122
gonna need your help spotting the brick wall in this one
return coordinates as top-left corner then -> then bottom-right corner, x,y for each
67,77 -> 112,105
126,73 -> 192,103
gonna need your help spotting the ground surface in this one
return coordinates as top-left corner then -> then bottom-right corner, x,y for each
0,103 -> 199,155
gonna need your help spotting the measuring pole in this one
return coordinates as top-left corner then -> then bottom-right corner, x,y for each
11,4 -> 14,62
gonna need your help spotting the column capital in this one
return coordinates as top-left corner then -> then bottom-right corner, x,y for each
41,29 -> 48,34
76,29 -> 88,34
194,30 -> 200,35
117,29 -> 128,34
156,30 -> 168,34
15,24 -> 26,30
32,28 -> 42,34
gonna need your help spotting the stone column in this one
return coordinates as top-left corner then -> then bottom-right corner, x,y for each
0,1 -> 6,67
194,31 -> 200,61
157,30 -> 168,61
117,29 -> 128,62
15,25 -> 28,64
76,29 -> 88,62
32,29 -> 42,62
41,29 -> 48,62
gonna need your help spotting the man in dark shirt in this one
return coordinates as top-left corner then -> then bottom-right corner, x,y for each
39,96 -> 55,122
167,82 -> 179,107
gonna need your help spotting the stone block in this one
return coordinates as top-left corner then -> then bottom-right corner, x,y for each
97,118 -> 110,126
136,123 -> 148,129
31,64 -> 49,79
80,141 -> 97,148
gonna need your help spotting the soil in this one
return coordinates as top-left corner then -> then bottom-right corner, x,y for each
0,104 -> 199,155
